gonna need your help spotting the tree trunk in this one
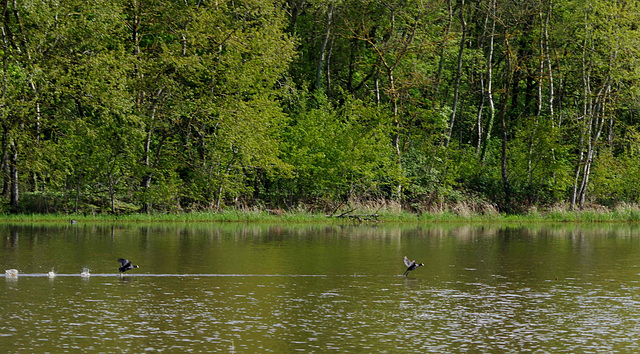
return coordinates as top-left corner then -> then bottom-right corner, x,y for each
9,140 -> 18,211
358,5 -> 422,199
326,31 -> 334,93
475,0 -> 493,156
475,77 -> 485,155
570,128 -> 586,210
571,18 -> 592,210
74,160 -> 84,213
139,88 -> 164,213
543,0 -> 554,121
433,0 -> 453,104
500,31 -> 514,212
214,150 -> 238,211
1,125 -> 8,197
131,0 -> 141,56
571,5 -> 614,209
480,0 -> 496,164
390,69 -> 403,197
141,127 -> 153,213
577,83 -> 609,209
316,3 -> 334,91
445,0 -> 466,148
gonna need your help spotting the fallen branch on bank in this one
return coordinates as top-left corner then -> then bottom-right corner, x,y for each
326,209 -> 379,222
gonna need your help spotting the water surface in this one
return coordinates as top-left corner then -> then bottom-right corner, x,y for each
2,223 -> 640,352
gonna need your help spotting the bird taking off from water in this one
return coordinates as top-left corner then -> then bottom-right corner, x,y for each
403,256 -> 424,276
117,258 -> 139,274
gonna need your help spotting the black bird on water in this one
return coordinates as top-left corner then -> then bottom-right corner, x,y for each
117,258 -> 139,274
403,256 -> 424,276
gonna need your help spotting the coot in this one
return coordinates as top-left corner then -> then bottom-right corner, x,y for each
403,256 -> 424,276
117,258 -> 139,274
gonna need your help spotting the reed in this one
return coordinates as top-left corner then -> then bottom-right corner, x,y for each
1,203 -> 640,223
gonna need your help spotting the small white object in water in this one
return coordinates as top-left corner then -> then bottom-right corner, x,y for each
48,270 -> 56,278
80,268 -> 91,278
5,269 -> 18,278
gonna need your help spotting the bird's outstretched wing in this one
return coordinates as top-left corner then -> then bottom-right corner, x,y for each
403,256 -> 414,267
117,258 -> 130,267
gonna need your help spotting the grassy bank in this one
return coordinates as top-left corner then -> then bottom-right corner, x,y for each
1,203 -> 640,223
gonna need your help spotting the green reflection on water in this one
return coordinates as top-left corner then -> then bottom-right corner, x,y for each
1,223 -> 640,352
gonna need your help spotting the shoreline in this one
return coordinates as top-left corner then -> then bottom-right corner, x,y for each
1,207 -> 640,223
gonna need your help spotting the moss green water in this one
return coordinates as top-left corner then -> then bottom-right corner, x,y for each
2,223 -> 640,351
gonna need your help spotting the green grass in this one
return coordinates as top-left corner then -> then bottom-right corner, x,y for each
0,211 -> 315,223
1,204 -> 640,223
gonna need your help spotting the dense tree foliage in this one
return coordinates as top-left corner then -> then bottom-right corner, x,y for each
1,0 -> 639,214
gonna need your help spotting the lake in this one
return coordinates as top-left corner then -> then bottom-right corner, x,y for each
2,222 -> 640,352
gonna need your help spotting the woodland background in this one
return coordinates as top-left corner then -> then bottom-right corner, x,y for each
1,0 -> 639,214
